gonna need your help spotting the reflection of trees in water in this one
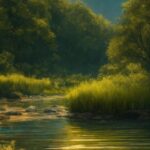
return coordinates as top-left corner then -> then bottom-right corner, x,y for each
0,141 -> 15,150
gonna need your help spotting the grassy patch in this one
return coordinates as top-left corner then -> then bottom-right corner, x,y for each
0,141 -> 15,150
0,74 -> 90,99
67,73 -> 150,115
0,74 -> 52,97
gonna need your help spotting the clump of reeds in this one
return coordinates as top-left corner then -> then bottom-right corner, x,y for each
67,73 -> 150,114
0,74 -> 51,97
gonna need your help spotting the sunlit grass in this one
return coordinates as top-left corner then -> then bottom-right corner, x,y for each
0,74 -> 51,97
0,141 -> 15,150
67,73 -> 150,114
0,74 -> 90,98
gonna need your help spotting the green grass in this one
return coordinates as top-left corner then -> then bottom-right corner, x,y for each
67,73 -> 150,115
0,74 -> 52,97
0,141 -> 15,150
0,74 -> 90,99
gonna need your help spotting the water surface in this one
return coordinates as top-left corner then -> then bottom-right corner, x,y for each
0,97 -> 150,150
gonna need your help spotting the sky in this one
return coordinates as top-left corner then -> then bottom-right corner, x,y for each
70,0 -> 125,22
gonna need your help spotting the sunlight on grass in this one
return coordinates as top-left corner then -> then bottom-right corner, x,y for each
0,74 -> 51,96
67,73 -> 150,114
0,141 -> 15,150
0,74 -> 90,98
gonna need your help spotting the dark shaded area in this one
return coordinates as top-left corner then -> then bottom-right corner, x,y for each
0,0 -> 112,76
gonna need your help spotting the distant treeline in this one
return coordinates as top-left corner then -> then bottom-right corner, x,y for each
0,0 -> 112,76
101,0 -> 150,75
0,0 -> 149,77
70,0 -> 125,22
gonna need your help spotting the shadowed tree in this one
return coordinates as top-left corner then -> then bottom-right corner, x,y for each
102,0 -> 150,75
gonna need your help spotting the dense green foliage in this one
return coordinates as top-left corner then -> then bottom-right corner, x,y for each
68,0 -> 150,115
0,0 -> 56,75
0,0 -> 111,75
103,0 -> 150,74
71,0 -> 125,22
0,0 -> 150,116
0,51 -> 15,73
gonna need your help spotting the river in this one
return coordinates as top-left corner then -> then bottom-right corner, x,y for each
0,96 -> 150,150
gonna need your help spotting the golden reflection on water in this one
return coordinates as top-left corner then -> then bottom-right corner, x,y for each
1,97 -> 150,150
45,123 -> 137,150
1,120 -> 150,150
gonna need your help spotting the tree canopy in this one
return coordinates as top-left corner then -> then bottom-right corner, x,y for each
102,0 -> 150,75
0,0 -> 112,76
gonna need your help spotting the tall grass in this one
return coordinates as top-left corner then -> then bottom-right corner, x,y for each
0,74 -> 51,97
0,141 -> 15,150
67,73 -> 150,114
0,74 -> 91,98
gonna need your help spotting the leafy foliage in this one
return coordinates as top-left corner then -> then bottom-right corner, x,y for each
0,0 -> 111,75
68,0 -> 150,114
53,2 -> 112,74
106,0 -> 150,73
0,51 -> 15,73
0,0 -> 57,75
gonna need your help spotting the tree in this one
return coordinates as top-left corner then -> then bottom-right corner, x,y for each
106,0 -> 150,74
0,0 -> 57,75
52,2 -> 112,74
0,0 -> 112,75
0,51 -> 15,73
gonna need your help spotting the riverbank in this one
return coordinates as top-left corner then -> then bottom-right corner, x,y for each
0,95 -> 150,124
0,95 -> 68,123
